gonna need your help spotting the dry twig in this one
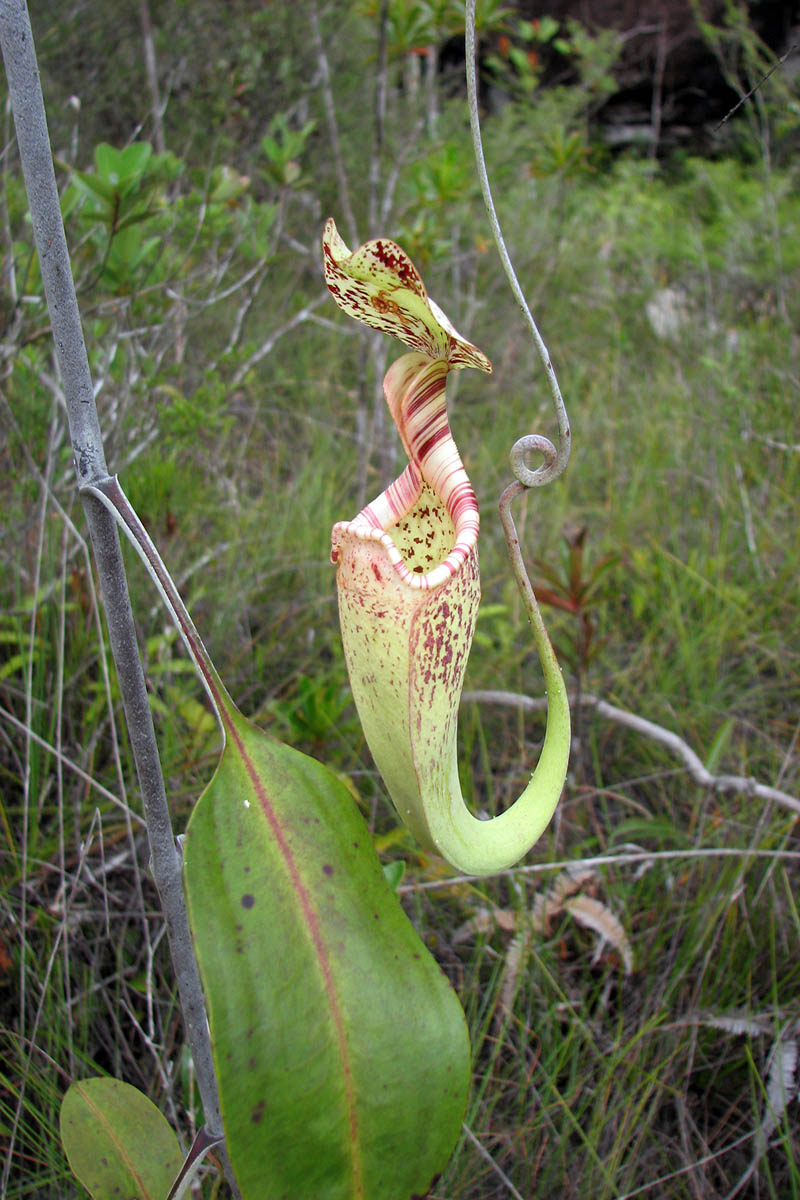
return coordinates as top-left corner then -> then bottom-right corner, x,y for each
462,689 -> 800,818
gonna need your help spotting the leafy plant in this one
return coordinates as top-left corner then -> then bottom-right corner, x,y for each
64,141 -> 181,292
532,525 -> 618,679
260,112 -> 317,187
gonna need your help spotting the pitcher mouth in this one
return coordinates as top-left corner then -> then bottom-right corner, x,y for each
332,474 -> 478,593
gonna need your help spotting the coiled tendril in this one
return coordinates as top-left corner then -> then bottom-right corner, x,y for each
509,432 -> 560,490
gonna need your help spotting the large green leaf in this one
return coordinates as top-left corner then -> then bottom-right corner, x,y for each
183,709 -> 470,1200
59,1077 -> 182,1200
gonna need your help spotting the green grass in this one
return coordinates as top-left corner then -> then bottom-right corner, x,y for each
2,4 -> 799,1194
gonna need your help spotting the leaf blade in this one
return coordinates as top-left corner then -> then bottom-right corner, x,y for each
59,1077 -> 182,1200
184,716 -> 470,1200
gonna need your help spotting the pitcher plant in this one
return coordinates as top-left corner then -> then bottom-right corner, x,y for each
325,219 -> 571,876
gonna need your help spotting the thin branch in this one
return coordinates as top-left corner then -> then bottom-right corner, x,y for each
0,0 -> 225,1164
742,428 -> 800,454
230,289 -> 328,386
367,0 -> 388,237
713,40 -> 799,131
138,0 -> 165,154
2,88 -> 18,308
16,399 -> 52,1188
614,1129 -> 761,1200
83,475 -> 235,731
0,708 -> 145,820
221,261 -> 270,360
461,1123 -> 525,1200
462,689 -> 800,817
497,484 -> 565,688
398,848 -> 800,894
310,1 -> 358,245
379,110 -> 426,227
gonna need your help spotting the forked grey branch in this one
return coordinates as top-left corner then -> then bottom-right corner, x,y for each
0,0 -> 224,1149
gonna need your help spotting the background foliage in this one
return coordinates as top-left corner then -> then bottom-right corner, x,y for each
1,0 -> 799,1195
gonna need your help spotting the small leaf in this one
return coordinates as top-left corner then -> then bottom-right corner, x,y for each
762,1031 -> 799,1139
117,141 -> 153,182
687,1011 -> 774,1037
382,859 -> 406,890
60,1077 -> 182,1200
536,15 -> 561,41
454,866 -> 633,976
73,169 -> 117,205
115,206 -> 162,234
208,165 -> 250,204
94,142 -> 124,181
704,716 -> 735,774
452,906 -> 516,944
94,141 -> 152,194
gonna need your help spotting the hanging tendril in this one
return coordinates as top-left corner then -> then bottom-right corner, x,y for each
465,0 -> 571,491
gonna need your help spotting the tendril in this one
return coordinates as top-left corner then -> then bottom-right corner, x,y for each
509,432 -> 559,489
465,0 -> 571,490
498,480 -> 563,685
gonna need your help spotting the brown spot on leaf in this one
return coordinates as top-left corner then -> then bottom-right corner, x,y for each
241,893 -> 255,909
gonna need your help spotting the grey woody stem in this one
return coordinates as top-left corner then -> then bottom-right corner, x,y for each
0,0 -> 224,1148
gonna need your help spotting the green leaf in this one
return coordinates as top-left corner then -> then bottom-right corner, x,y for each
94,142 -> 123,180
115,206 -> 162,234
260,134 -> 281,161
208,164 -> 250,204
94,141 -> 152,193
117,141 -> 153,181
535,15 -> 560,42
73,168 -> 117,205
382,859 -> 406,891
183,711 -> 470,1200
59,1077 -> 182,1200
705,717 -> 735,775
